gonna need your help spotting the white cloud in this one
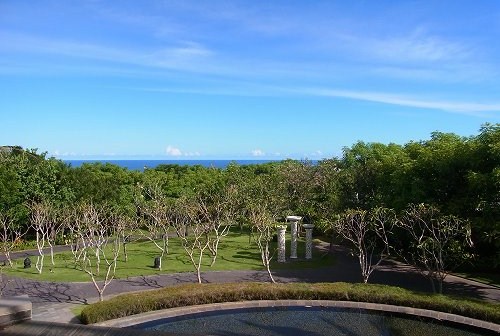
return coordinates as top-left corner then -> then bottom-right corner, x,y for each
184,151 -> 201,157
251,149 -> 265,156
366,31 -> 471,63
166,145 -> 182,156
0,31 -> 214,73
311,150 -> 323,156
298,87 -> 500,116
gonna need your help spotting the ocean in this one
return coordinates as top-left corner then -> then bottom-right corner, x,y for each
63,159 -> 282,171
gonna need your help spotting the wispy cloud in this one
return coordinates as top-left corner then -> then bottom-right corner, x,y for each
363,30 -> 472,63
0,31 -> 214,73
299,88 -> 500,116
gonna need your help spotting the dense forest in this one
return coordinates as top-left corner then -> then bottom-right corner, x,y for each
0,124 -> 498,274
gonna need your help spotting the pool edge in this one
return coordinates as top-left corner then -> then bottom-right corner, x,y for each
93,300 -> 500,333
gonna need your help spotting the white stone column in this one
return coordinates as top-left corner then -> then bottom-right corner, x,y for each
286,216 -> 302,259
277,225 -> 287,263
303,224 -> 315,260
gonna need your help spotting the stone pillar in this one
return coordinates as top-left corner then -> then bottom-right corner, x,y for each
277,225 -> 287,263
303,224 -> 315,260
286,216 -> 302,259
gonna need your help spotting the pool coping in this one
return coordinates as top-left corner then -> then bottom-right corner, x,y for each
0,295 -> 32,328
94,300 -> 500,333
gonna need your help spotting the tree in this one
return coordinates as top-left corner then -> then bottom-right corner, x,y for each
333,207 -> 395,283
29,200 -> 57,273
467,124 -> 500,268
172,196 -> 212,284
197,181 -> 238,267
77,203 -> 122,301
117,212 -> 137,263
338,141 -> 410,210
398,203 -> 473,293
276,160 -> 319,221
242,173 -> 287,283
0,212 -> 26,267
135,181 -> 171,271
63,204 -> 86,265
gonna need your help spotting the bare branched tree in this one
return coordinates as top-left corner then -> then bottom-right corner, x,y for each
136,183 -> 170,270
29,201 -> 54,273
248,203 -> 278,283
0,212 -> 26,267
198,184 -> 238,267
398,203 -> 473,293
62,204 -> 86,265
79,202 -> 109,276
243,174 -> 287,283
78,203 -> 122,301
333,207 -> 395,283
117,213 -> 138,263
172,197 -> 211,284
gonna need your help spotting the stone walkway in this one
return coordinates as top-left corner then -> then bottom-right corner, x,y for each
1,243 -> 499,324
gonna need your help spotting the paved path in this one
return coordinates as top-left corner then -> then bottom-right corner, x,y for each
1,243 -> 499,324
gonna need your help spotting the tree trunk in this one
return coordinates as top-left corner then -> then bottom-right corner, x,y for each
263,243 -> 275,283
123,242 -> 128,262
266,263 -> 275,283
95,251 -> 100,276
49,244 -> 55,266
196,248 -> 204,284
210,240 -> 219,267
196,267 -> 202,284
4,251 -> 12,267
36,255 -> 44,274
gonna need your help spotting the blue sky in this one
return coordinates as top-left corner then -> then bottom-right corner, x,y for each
1,1 -> 499,160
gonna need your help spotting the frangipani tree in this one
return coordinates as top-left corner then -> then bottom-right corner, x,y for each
242,173 -> 287,283
76,202 -> 122,301
333,207 -> 396,283
0,212 -> 26,267
136,182 -> 171,271
29,200 -> 62,273
398,203 -> 473,293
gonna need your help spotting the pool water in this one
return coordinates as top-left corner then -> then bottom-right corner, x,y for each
134,306 -> 494,336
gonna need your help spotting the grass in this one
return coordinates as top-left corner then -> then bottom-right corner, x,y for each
79,282 -> 500,325
3,231 -> 334,282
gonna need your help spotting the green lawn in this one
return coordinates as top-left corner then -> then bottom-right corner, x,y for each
3,231 -> 334,282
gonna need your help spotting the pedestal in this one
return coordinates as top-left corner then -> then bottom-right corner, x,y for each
277,225 -> 287,263
286,216 -> 302,259
303,224 -> 315,260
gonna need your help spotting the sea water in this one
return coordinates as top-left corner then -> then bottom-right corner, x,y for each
63,159 -> 281,171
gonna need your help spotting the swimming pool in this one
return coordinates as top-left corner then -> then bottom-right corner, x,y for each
133,306 -> 496,336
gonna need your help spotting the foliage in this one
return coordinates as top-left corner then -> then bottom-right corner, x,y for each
79,282 -> 500,324
1,124 -> 498,274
